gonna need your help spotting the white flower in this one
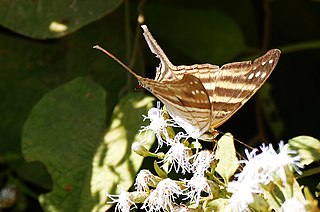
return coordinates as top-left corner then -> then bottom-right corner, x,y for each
228,141 -> 303,211
141,178 -> 183,212
237,141 -> 303,185
134,170 -> 159,192
281,198 -> 306,212
192,150 -> 215,176
161,133 -> 192,174
184,175 -> 212,206
227,179 -> 261,212
139,102 -> 177,150
235,148 -> 266,184
258,142 -> 302,184
269,141 -> 303,182
107,187 -> 136,212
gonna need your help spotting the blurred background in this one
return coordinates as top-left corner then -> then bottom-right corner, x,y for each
0,0 -> 319,211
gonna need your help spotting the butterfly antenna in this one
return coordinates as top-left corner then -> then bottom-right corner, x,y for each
93,45 -> 139,78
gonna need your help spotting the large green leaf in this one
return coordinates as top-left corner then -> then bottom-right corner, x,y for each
0,14 -> 129,154
22,78 -> 155,211
144,3 -> 245,64
0,0 -> 123,39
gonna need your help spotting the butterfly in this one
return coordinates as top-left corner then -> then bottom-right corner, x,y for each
94,25 -> 281,141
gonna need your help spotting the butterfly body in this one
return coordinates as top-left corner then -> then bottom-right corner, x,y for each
94,25 -> 281,140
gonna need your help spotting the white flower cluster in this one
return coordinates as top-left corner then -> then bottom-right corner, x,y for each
107,104 -> 306,212
228,142 -> 304,211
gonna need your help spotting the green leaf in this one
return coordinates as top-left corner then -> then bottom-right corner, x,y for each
154,160 -> 168,179
215,133 -> 239,184
0,14 -> 129,154
289,136 -> 320,166
22,78 -> 155,211
144,3 -> 245,64
0,0 -> 123,39
15,161 -> 52,191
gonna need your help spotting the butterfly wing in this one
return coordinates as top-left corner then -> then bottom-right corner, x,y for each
138,74 -> 212,137
210,49 -> 281,128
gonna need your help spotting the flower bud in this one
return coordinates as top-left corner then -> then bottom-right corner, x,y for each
132,142 -> 150,157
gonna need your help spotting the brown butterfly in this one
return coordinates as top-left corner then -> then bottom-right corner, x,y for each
94,25 -> 281,140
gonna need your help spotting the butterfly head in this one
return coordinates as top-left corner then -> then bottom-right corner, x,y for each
136,78 -> 154,93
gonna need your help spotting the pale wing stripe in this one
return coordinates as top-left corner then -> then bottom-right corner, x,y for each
212,96 -> 247,104
211,77 -> 250,122
157,96 -> 211,114
203,81 -> 255,92
177,64 -> 219,71
207,87 -> 252,98
154,90 -> 210,110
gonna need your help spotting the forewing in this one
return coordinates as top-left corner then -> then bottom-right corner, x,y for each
138,74 -> 212,136
210,49 -> 281,128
